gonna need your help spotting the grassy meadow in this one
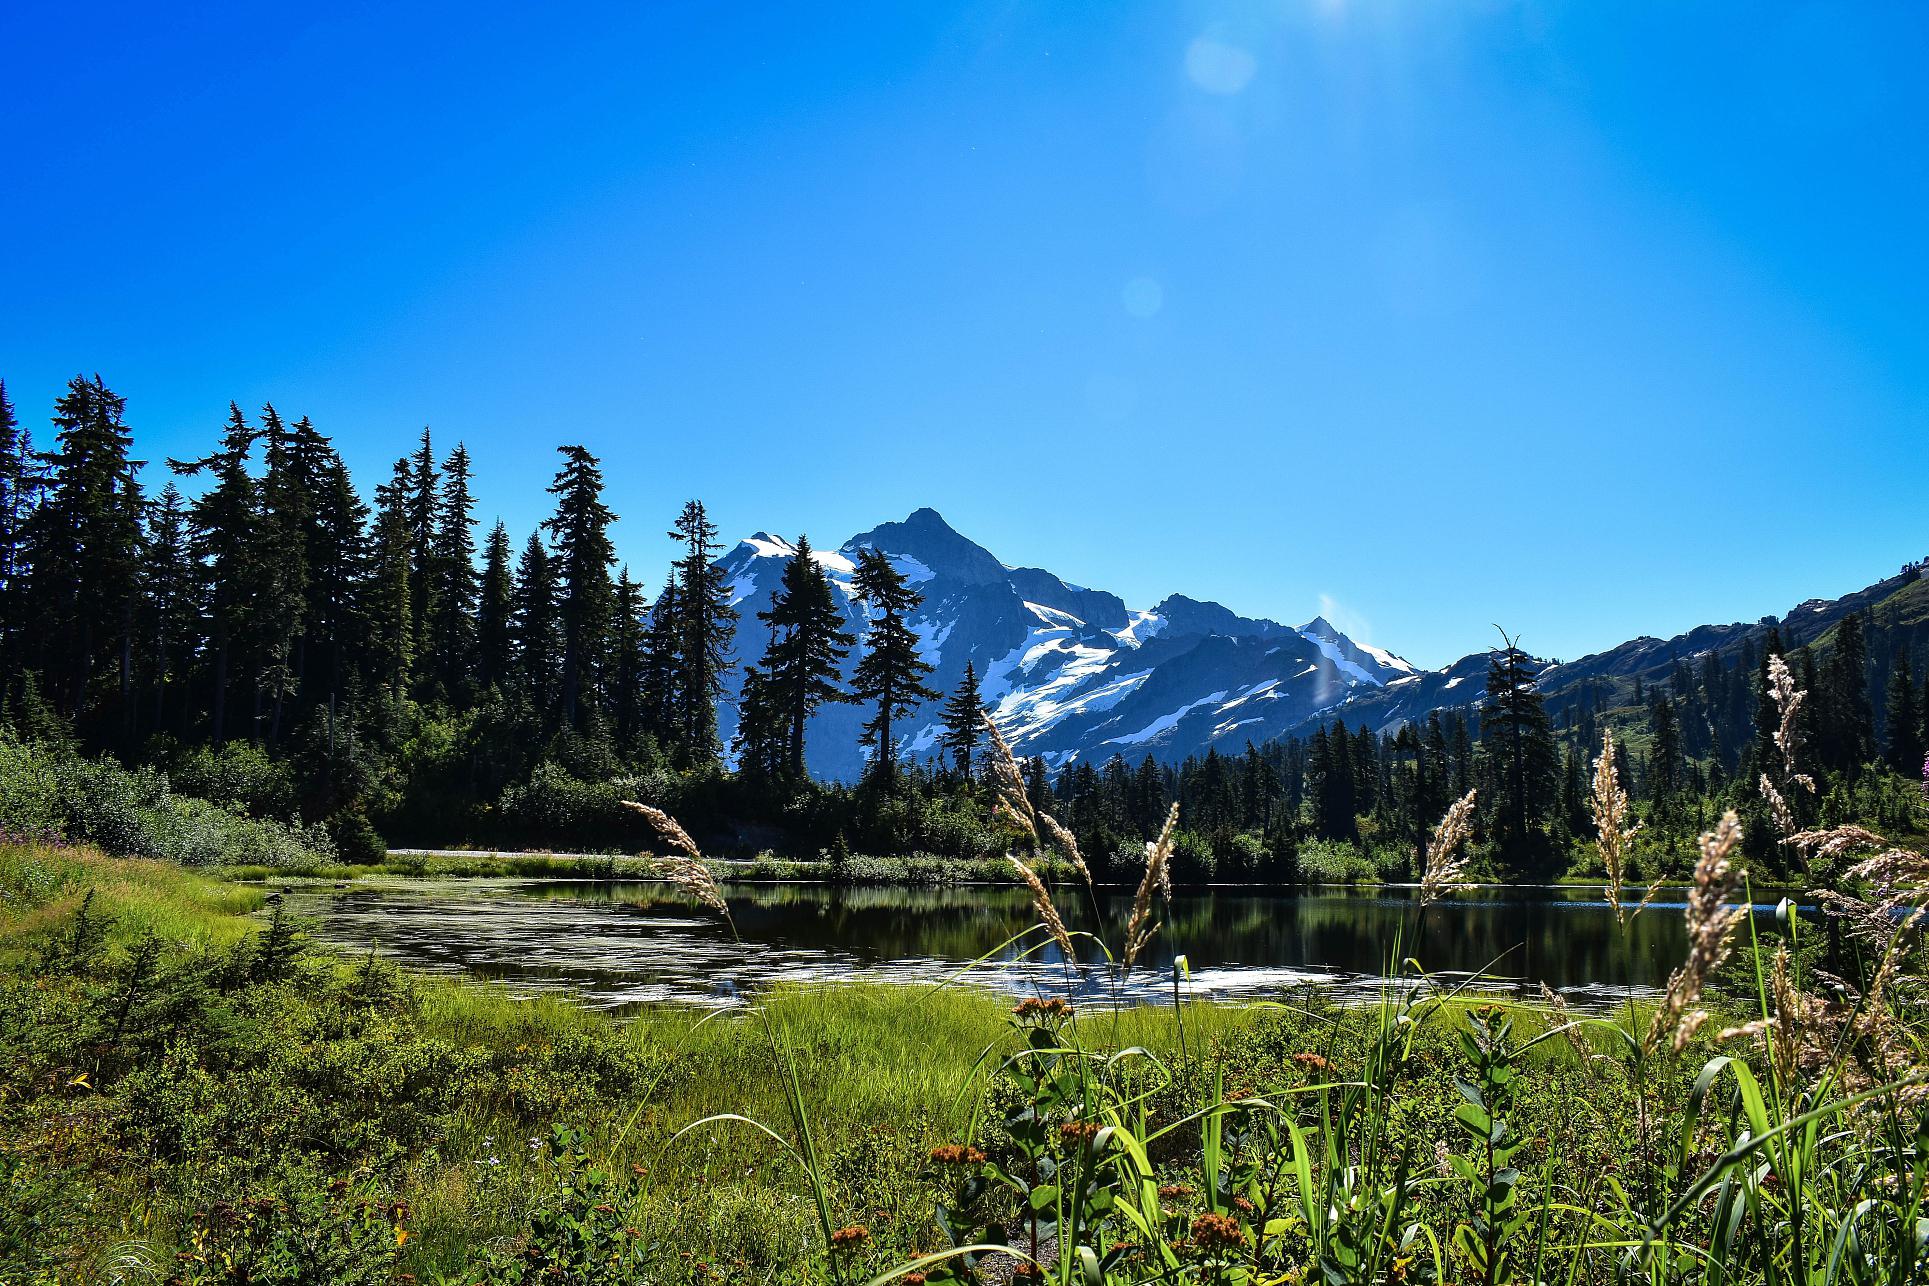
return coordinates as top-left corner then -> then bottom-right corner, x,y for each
5,787 -> 1928,1285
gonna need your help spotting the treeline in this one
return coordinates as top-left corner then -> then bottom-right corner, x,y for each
0,373 -> 1920,877
1047,617 -> 1929,882
0,375 -> 1013,860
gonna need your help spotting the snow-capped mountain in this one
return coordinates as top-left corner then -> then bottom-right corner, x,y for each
713,508 -> 1415,780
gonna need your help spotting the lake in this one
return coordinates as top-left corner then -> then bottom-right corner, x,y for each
278,877 -> 1806,1011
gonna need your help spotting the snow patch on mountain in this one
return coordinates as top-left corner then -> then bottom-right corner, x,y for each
711,510 -> 1421,780
1111,691 -> 1231,746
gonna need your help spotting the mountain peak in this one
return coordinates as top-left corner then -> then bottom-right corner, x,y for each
1152,594 -> 1279,640
902,506 -> 955,531
845,508 -> 1007,586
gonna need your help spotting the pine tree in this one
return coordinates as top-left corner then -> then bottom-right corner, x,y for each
755,535 -> 853,780
24,376 -> 146,721
611,568 -> 647,754
424,443 -> 480,703
405,427 -> 439,663
1311,721 -> 1357,840
365,461 -> 416,699
298,425 -> 368,721
1884,651 -> 1923,778
169,404 -> 261,743
475,521 -> 514,692
542,447 -> 616,731
137,483 -> 197,733
849,547 -> 937,778
941,661 -> 985,777
637,574 -> 681,744
1648,691 -> 1684,801
0,378 -> 38,671
1819,611 -> 1874,773
511,531 -> 558,710
732,619 -> 787,783
1480,632 -> 1559,860
255,405 -> 310,742
668,500 -> 737,764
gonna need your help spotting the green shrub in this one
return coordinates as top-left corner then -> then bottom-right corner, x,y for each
0,737 -> 334,869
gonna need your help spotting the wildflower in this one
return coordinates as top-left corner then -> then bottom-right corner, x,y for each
1157,1183 -> 1196,1200
1058,1119 -> 1101,1149
903,1275 -> 927,1286
1190,1211 -> 1245,1253
1434,1138 -> 1452,1178
1290,1051 -> 1332,1074
929,1143 -> 987,1167
1124,801 -> 1179,970
1419,789 -> 1478,906
829,1225 -> 870,1254
1231,1195 -> 1256,1214
1012,996 -> 1073,1022
1647,811 -> 1744,1053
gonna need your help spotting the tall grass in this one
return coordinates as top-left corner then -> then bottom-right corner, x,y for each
639,703 -> 1929,1284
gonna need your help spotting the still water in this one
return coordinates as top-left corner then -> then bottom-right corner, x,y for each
279,877 -> 1804,1012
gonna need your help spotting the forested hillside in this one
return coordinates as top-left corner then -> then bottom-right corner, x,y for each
0,373 -> 1923,881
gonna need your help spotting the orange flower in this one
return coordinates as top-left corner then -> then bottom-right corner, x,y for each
929,1143 -> 988,1166
1191,1212 -> 1245,1253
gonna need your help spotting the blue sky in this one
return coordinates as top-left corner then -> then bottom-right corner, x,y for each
3,1 -> 1925,668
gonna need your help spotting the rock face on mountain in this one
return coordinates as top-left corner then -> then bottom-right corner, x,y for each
712,508 -> 1416,780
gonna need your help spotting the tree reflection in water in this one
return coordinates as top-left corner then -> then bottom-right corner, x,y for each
283,878 -> 1808,1013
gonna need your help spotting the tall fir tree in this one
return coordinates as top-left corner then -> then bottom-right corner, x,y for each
1818,610 -> 1874,773
1884,650 -> 1923,778
848,547 -> 937,778
542,446 -> 617,731
0,378 -> 38,671
475,521 -> 515,693
732,616 -> 787,783
168,404 -> 262,743
637,573 -> 682,744
24,376 -> 146,721
510,531 -> 559,712
610,568 -> 648,754
1479,632 -> 1559,859
138,482 -> 197,734
1310,721 -> 1357,840
297,422 -> 369,718
941,661 -> 984,778
668,500 -> 736,765
424,443 -> 480,703
1647,691 -> 1684,801
255,405 -> 311,742
405,427 -> 439,663
755,535 -> 853,780
365,461 -> 417,700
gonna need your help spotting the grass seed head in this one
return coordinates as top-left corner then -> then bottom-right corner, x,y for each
1648,810 -> 1744,1053
1419,788 -> 1478,907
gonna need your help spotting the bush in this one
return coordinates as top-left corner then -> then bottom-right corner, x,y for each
496,763 -> 658,851
165,742 -> 300,819
0,736 -> 334,869
1296,836 -> 1392,883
